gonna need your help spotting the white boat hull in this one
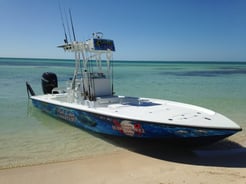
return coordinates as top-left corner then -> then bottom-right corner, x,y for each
30,94 -> 241,145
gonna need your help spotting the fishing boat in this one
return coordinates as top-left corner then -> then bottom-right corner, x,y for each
26,30 -> 241,145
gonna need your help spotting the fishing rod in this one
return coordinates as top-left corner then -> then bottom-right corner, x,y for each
69,8 -> 77,42
64,10 -> 72,43
58,1 -> 68,44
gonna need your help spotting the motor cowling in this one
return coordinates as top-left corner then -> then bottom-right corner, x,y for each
41,72 -> 58,94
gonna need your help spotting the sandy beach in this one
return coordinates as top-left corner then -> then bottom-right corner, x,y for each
1,139 -> 246,184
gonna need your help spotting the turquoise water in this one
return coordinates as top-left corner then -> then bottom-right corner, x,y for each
0,58 -> 246,169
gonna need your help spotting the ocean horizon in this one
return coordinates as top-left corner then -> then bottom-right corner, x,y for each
0,57 -> 246,169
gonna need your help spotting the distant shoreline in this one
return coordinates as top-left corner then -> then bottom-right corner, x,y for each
0,57 -> 246,64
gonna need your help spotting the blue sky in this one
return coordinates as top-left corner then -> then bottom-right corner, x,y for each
0,0 -> 245,61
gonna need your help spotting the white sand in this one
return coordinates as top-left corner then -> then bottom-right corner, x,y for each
0,148 -> 246,184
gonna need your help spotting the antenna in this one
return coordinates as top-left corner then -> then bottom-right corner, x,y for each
69,9 -> 76,41
58,1 -> 68,44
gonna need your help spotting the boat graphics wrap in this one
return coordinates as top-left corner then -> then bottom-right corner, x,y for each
32,99 -> 238,140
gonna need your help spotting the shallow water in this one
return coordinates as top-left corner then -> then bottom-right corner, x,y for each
0,58 -> 246,169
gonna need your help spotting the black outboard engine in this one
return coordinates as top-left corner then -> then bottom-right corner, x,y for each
41,72 -> 58,94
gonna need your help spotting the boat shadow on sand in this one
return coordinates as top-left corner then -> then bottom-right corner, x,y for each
97,134 -> 246,168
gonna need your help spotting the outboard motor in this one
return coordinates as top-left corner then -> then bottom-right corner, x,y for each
41,72 -> 58,94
